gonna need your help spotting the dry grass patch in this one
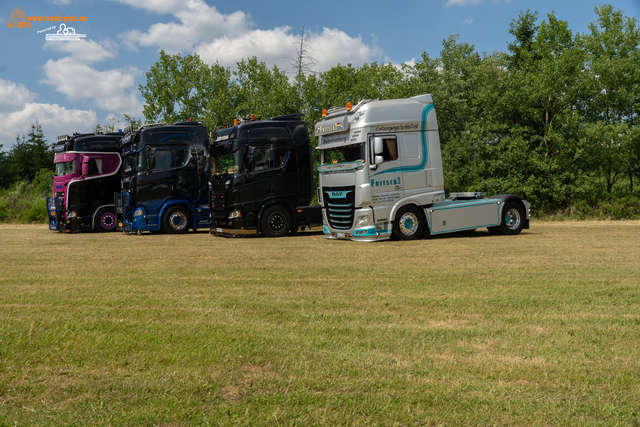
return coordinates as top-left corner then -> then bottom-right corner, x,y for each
1,222 -> 640,426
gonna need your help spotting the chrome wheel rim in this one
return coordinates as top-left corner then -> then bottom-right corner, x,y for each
505,208 -> 521,230
399,212 -> 419,236
169,211 -> 188,230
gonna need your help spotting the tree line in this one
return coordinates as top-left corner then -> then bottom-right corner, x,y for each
137,5 -> 639,216
1,5 -> 638,219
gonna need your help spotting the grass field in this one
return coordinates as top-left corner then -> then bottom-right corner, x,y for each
1,222 -> 639,426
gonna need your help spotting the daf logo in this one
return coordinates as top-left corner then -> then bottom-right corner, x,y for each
329,190 -> 351,199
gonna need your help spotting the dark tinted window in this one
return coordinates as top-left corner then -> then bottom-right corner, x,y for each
245,141 -> 288,172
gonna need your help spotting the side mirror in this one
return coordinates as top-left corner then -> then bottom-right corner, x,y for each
81,157 -> 90,177
374,137 -> 384,155
147,147 -> 156,170
369,155 -> 384,170
245,155 -> 255,172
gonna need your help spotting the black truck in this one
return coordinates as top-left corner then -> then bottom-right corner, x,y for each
209,114 -> 322,237
114,121 -> 211,234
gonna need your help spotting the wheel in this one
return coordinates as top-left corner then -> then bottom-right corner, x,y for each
260,205 -> 292,237
95,208 -> 117,232
489,201 -> 525,235
392,205 -> 424,240
163,206 -> 192,234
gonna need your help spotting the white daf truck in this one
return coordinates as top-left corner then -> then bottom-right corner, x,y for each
315,94 -> 531,242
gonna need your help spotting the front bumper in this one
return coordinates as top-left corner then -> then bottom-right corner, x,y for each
323,225 -> 392,242
212,227 -> 258,238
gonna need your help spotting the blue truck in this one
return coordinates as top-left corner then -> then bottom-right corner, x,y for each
114,121 -> 211,234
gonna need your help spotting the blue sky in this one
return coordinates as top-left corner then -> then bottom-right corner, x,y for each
1,0 -> 638,150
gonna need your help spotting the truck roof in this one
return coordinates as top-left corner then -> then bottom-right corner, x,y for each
213,114 -> 306,144
315,94 -> 437,148
53,133 -> 123,154
121,121 -> 209,148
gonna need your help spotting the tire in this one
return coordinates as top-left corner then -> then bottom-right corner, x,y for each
95,208 -> 117,232
490,201 -> 525,235
392,205 -> 424,241
260,205 -> 292,237
162,205 -> 192,234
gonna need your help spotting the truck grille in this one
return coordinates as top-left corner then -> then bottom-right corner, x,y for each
209,177 -> 228,223
322,186 -> 355,230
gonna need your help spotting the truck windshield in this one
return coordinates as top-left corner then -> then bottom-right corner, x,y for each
212,150 -> 241,176
322,143 -> 365,164
55,160 -> 75,176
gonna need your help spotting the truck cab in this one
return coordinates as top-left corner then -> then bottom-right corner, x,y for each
47,133 -> 123,233
315,94 -> 530,242
209,114 -> 321,237
115,121 -> 210,234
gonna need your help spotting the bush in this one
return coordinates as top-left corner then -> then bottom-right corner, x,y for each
0,169 -> 53,223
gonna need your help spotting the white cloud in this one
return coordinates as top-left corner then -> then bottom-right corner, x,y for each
43,39 -> 118,63
0,77 -> 99,149
113,0 -> 250,53
444,0 -> 484,7
111,0 -> 379,71
195,26 -> 378,73
404,58 -> 417,67
40,57 -> 144,116
0,103 -> 97,148
0,78 -> 37,113
464,17 -> 474,25
444,0 -> 510,6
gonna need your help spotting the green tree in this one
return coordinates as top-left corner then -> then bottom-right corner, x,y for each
139,51 -> 235,131
580,5 -> 640,194
0,144 -> 9,188
7,122 -> 53,184
506,10 -> 539,71
233,57 -> 300,120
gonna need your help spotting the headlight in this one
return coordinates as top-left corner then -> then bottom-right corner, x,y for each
67,210 -> 77,219
229,209 -> 242,220
133,208 -> 145,217
356,215 -> 369,226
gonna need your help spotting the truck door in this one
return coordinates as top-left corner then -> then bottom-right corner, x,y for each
399,132 -> 427,196
369,135 -> 404,223
239,127 -> 294,209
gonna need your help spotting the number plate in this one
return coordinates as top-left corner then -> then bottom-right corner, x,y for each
216,228 -> 223,233
337,233 -> 346,239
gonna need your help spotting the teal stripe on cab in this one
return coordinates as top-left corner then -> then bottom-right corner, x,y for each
371,103 -> 434,178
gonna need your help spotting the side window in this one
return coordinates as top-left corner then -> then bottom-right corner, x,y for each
245,141 -> 288,173
147,145 -> 189,171
153,148 -> 173,170
174,146 -> 188,167
382,138 -> 398,161
88,158 -> 102,176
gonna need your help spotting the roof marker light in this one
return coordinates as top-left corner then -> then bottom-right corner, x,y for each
322,109 -> 328,117
346,102 -> 352,111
